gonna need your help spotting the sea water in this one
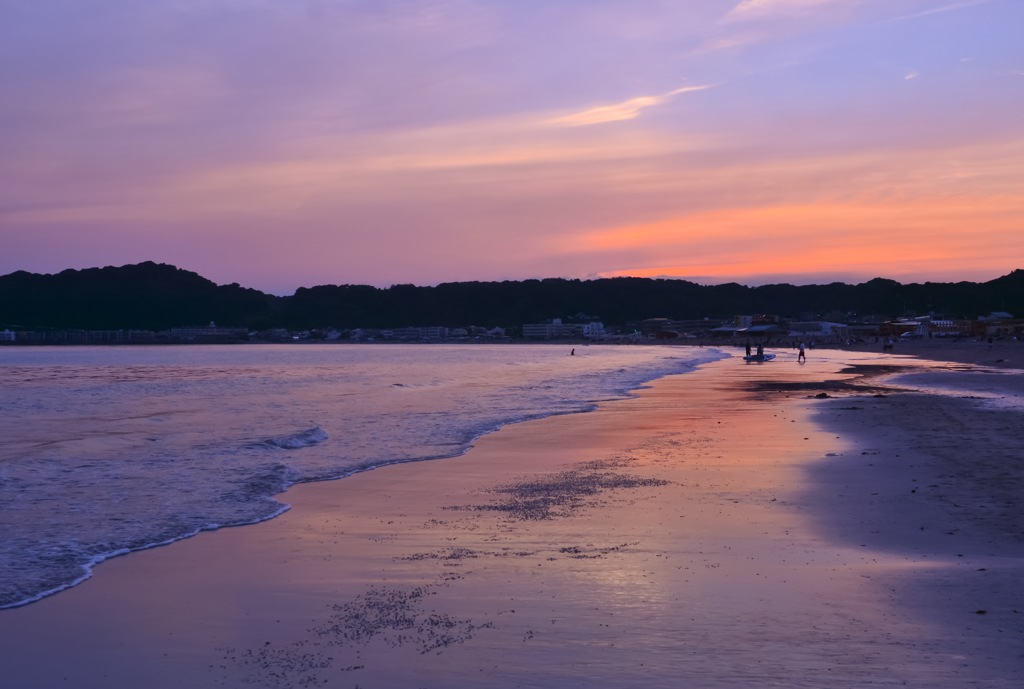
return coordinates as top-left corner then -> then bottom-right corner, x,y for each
0,343 -> 724,608
885,369 -> 1024,412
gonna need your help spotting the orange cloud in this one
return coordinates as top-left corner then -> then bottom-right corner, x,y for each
576,197 -> 1024,282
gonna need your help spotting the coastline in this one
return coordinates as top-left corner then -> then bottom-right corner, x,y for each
1,345 -> 1021,687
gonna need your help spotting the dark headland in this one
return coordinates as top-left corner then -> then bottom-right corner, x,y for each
2,262 -> 1022,341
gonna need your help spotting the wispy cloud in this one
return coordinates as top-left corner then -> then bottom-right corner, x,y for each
897,0 -> 997,21
547,85 -> 712,127
686,32 -> 765,56
725,0 -> 839,22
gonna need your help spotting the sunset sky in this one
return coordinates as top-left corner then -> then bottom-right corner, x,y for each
2,0 -> 1022,294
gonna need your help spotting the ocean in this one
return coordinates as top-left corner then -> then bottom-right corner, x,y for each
0,343 -> 724,609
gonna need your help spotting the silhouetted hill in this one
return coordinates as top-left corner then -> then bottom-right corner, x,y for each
0,262 -> 281,330
1,263 -> 1021,331
279,272 -> 1022,329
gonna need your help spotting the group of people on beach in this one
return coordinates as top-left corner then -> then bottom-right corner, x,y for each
745,340 -> 807,362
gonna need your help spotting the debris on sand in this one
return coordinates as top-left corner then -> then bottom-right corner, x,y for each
313,586 -> 492,655
446,463 -> 669,521
219,585 -> 492,686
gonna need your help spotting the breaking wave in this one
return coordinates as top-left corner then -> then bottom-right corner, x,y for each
261,426 -> 329,449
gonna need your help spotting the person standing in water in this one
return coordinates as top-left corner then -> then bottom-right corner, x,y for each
798,342 -> 806,362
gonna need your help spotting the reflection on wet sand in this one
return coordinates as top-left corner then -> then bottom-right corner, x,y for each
2,348 -> 1021,688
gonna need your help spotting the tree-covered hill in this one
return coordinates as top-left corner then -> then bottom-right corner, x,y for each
1,263 -> 1021,331
0,262 -> 281,330
279,271 -> 1024,329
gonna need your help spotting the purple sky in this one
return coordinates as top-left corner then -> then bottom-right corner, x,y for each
2,0 -> 1022,294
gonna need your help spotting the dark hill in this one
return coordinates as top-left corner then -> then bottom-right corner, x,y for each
1,263 -> 1020,331
0,262 -> 281,330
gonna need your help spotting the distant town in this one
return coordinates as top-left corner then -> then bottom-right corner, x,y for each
3,311 -> 1021,346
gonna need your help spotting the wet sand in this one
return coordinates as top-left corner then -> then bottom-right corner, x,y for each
1,344 -> 1022,687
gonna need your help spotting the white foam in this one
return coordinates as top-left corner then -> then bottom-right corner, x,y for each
262,426 -> 329,449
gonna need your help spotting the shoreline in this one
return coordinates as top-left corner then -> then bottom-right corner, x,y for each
0,345 -> 726,613
1,346 -> 1022,686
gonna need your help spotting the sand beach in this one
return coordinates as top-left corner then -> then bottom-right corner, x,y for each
1,340 -> 1022,688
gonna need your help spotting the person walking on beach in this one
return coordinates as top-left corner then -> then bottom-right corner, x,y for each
798,342 -> 806,363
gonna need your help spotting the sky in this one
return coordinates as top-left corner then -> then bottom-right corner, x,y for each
1,0 -> 1022,295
